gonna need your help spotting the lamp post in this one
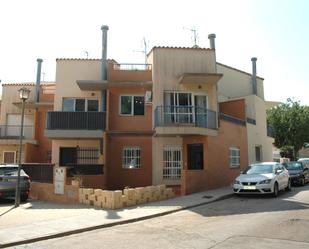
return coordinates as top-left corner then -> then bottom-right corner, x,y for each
15,87 -> 31,207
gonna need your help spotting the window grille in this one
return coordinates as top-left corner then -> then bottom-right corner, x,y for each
77,147 -> 99,164
163,145 -> 182,179
230,147 -> 240,167
123,147 -> 141,169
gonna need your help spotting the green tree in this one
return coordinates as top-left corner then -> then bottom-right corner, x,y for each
267,99 -> 309,160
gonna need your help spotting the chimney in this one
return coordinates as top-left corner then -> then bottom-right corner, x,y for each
101,25 -> 109,80
251,57 -> 257,95
208,34 -> 216,49
35,58 -> 43,102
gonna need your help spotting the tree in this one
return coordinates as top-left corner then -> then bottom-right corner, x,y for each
267,99 -> 309,160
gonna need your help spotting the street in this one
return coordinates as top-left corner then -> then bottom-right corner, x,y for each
10,184 -> 309,249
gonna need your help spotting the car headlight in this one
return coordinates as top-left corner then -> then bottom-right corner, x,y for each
259,179 -> 272,184
234,180 -> 241,185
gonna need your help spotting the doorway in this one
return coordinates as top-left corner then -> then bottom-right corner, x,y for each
188,144 -> 204,170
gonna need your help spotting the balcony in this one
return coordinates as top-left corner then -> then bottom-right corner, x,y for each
154,106 -> 218,136
107,63 -> 152,85
45,112 -> 106,139
0,125 -> 35,143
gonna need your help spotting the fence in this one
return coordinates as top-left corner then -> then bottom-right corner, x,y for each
66,164 -> 104,177
22,163 -> 54,183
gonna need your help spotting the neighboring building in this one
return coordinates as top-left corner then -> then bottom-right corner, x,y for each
0,80 -> 54,164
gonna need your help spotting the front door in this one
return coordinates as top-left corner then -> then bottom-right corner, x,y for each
188,144 -> 204,170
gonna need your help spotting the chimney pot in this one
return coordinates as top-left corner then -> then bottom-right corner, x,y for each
208,33 -> 216,49
251,57 -> 257,95
251,57 -> 257,62
101,25 -> 109,31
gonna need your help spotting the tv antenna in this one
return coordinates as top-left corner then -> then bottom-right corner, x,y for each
183,27 -> 199,47
133,37 -> 148,64
84,51 -> 89,59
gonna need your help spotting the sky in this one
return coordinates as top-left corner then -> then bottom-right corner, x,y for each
0,0 -> 308,104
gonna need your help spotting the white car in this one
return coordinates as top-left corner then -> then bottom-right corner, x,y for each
298,158 -> 309,167
233,162 -> 291,197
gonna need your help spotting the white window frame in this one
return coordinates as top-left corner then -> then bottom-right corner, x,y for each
3,151 -> 16,164
62,98 -> 99,112
163,145 -> 182,179
229,146 -> 240,168
119,95 -> 145,116
122,146 -> 141,169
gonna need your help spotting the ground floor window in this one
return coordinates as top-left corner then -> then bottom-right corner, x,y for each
3,151 -> 16,164
163,145 -> 182,179
229,146 -> 240,168
122,146 -> 141,169
59,147 -> 99,166
255,145 -> 262,162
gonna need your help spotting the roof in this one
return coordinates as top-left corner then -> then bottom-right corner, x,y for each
217,62 -> 264,80
1,81 -> 55,86
56,58 -> 117,63
147,46 -> 213,56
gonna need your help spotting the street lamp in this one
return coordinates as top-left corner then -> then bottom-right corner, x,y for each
15,87 -> 31,207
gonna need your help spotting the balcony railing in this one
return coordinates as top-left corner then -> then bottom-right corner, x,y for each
113,63 -> 152,71
0,125 -> 34,139
46,112 -> 106,130
155,106 -> 217,129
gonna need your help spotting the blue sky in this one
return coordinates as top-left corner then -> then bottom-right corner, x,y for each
0,0 -> 308,104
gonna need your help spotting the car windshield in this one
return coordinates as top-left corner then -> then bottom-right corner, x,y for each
242,164 -> 273,174
285,162 -> 303,170
0,167 -> 18,175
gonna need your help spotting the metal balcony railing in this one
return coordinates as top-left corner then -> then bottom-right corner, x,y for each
113,63 -> 152,71
46,112 -> 106,130
0,125 -> 34,139
155,106 -> 217,129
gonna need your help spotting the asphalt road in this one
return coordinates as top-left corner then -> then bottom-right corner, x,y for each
11,185 -> 309,249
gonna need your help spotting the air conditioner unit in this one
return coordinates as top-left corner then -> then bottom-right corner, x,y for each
145,91 -> 152,104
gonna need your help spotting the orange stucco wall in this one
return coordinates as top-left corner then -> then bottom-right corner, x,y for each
219,99 -> 246,120
181,119 -> 248,195
107,87 -> 152,132
106,135 -> 152,190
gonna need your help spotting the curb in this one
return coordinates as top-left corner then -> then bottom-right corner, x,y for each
0,192 -> 234,248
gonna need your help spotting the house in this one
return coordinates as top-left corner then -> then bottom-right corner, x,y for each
44,26 -> 275,195
0,79 -> 54,164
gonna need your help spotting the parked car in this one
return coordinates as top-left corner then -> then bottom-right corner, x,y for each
298,158 -> 309,167
0,164 -> 30,201
233,162 -> 291,197
283,161 -> 309,186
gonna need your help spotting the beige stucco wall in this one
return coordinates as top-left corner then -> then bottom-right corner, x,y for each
149,48 -> 217,113
217,63 -> 264,100
245,95 -> 274,163
152,136 -> 182,186
54,60 -> 102,111
51,139 -> 102,166
0,85 -> 36,125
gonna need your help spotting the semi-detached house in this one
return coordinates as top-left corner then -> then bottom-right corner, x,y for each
43,26 -> 273,195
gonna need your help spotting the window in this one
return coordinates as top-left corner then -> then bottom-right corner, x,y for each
230,147 -> 240,168
255,146 -> 262,162
163,145 -> 182,179
3,151 -> 16,164
122,147 -> 141,169
62,98 -> 99,112
120,96 -> 145,115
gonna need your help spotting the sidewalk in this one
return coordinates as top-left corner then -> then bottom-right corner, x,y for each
0,187 -> 233,248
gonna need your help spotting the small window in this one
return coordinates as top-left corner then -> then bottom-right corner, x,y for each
230,147 -> 240,168
87,100 -> 99,112
75,99 -> 85,111
63,99 -> 75,111
120,96 -> 145,116
122,147 -> 141,169
255,146 -> 262,162
3,151 -> 16,164
163,145 -> 182,179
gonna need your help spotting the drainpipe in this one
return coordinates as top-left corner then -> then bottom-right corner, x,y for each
101,25 -> 109,112
208,34 -> 219,128
251,57 -> 257,95
35,58 -> 43,102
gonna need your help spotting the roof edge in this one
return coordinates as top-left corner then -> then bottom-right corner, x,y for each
217,62 -> 264,80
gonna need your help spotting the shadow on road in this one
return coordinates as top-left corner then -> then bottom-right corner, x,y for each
190,185 -> 309,218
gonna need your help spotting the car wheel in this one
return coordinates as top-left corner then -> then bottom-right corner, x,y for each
285,179 -> 291,192
300,178 -> 305,186
273,182 -> 279,197
20,194 -> 28,202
